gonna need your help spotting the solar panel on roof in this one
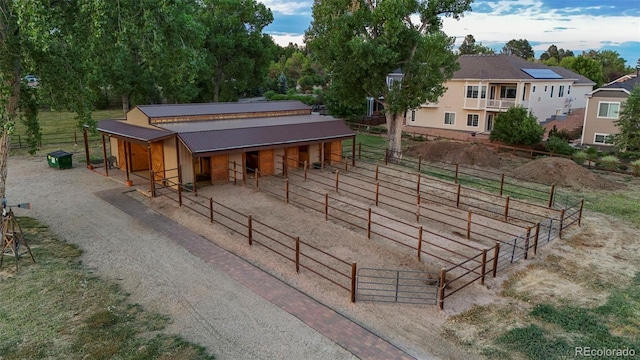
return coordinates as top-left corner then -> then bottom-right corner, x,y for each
521,68 -> 563,79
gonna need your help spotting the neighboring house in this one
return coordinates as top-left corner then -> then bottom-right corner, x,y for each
580,74 -> 640,147
404,54 -> 595,134
92,101 -> 355,191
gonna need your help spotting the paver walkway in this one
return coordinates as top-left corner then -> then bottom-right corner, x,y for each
96,188 -> 416,360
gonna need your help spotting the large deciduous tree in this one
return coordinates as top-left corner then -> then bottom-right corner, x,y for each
613,86 -> 640,151
501,39 -> 534,59
560,55 -> 604,87
306,0 -> 472,160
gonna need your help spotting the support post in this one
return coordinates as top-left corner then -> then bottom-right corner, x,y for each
438,268 -> 447,310
375,163 -> 379,181
321,142 -> 325,170
286,179 -> 289,204
351,135 -> 356,167
255,169 -> 259,189
385,149 -> 389,165
533,222 -> 540,255
209,198 -> 214,224
248,215 -> 253,245
524,227 -> 531,260
367,208 -> 372,239
324,193 -> 329,221
304,160 -> 308,181
350,262 -> 357,303
492,242 -> 500,277
500,174 -> 505,196
454,164 -> 459,184
416,173 -> 421,199
178,167 -> 183,207
83,128 -> 91,169
233,161 -> 237,185
102,134 -> 109,176
335,170 -> 339,193
418,156 -> 422,173
150,171 -> 155,197
578,199 -> 584,226
358,143 -> 362,160
504,196 -> 510,222
548,184 -> 556,208
559,208 -> 565,239
375,182 -> 379,206
417,226 -> 423,261
467,211 -> 472,240
480,249 -> 488,285
295,237 -> 300,273
456,184 -> 462,208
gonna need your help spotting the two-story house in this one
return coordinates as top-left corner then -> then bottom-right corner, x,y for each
580,74 -> 640,148
405,54 -> 595,135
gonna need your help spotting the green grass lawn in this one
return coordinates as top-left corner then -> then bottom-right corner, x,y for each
0,217 -> 213,360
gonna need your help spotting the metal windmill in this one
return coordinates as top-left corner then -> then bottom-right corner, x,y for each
0,198 -> 35,271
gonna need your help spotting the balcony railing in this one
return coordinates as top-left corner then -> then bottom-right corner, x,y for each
487,99 -> 516,109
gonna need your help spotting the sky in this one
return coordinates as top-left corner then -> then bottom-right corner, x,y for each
262,0 -> 640,67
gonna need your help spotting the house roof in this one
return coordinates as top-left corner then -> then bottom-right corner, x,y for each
588,75 -> 640,96
136,100 -> 311,119
178,120 -> 354,155
453,54 -> 595,84
97,120 -> 174,142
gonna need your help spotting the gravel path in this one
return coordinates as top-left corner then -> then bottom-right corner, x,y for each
7,155 -> 357,360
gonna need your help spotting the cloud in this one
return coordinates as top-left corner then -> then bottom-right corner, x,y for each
270,34 -> 305,47
261,0 -> 312,16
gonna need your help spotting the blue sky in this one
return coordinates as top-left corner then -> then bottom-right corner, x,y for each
263,0 -> 640,67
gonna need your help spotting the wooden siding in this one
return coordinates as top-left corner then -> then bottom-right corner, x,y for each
130,142 -> 149,171
259,149 -> 275,176
151,142 -> 164,181
330,140 -> 342,163
211,154 -> 229,182
117,140 -> 126,170
285,146 -> 299,168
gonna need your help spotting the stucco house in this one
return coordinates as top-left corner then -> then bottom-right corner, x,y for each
89,101 -> 355,192
404,54 -> 595,135
580,74 -> 640,148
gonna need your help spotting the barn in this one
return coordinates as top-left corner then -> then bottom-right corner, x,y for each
87,101 -> 356,193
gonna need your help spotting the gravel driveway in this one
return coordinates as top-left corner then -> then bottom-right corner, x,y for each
7,155 -> 357,360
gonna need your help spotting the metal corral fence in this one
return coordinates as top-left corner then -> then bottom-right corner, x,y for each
10,130 -> 102,149
150,169 -> 358,303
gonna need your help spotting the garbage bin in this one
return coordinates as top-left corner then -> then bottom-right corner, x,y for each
47,150 -> 73,170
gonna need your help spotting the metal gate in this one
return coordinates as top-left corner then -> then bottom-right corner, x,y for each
356,268 -> 440,305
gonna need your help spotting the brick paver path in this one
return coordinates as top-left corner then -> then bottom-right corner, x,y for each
96,189 -> 416,360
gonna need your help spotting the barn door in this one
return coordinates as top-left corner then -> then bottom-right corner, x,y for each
130,143 -> 149,171
118,140 -> 126,170
285,147 -> 299,169
211,154 -> 229,182
259,149 -> 274,176
330,140 -> 342,164
150,142 -> 164,181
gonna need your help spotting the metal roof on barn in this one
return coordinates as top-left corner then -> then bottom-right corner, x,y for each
179,120 -> 354,155
136,100 -> 311,118
97,120 -> 174,142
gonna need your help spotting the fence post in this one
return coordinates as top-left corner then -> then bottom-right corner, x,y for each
367,208 -> 372,239
492,242 -> 500,277
375,163 -> 379,181
467,211 -> 472,240
358,143 -> 362,160
417,226 -> 423,261
385,149 -> 389,165
295,237 -> 300,273
351,262 -> 357,303
559,208 -> 565,239
344,158 -> 348,172
282,155 -> 287,177
456,184 -> 461,208
375,182 -> 379,206
480,249 -> 488,285
524,227 -> 531,260
500,174 -> 505,196
335,170 -> 339,193
503,196 -> 510,222
74,131 -> 77,146
255,169 -> 259,189
416,173 -> 421,200
533,222 -> 540,255
578,199 -> 584,226
286,179 -> 289,204
233,161 -> 237,185
304,161 -> 308,181
178,178 -> 183,207
209,198 -> 214,224
150,171 -> 155,198
548,184 -> 556,208
454,164 -> 459,184
418,156 -> 422,173
325,193 -> 329,221
248,215 -> 253,245
438,268 -> 447,310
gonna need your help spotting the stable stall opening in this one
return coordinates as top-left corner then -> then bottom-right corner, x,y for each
246,151 -> 259,174
194,157 -> 211,182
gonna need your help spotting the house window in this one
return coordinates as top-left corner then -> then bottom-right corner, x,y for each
486,114 -> 494,131
467,114 -> 479,127
532,86 -> 536,93
559,85 -> 565,97
544,85 -> 548,92
594,133 -> 611,144
550,85 -> 554,98
481,86 -> 487,99
567,85 -> 571,95
500,86 -> 517,99
466,85 -> 479,98
410,110 -> 416,122
444,112 -> 455,125
597,102 -> 620,119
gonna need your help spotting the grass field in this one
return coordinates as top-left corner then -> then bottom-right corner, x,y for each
0,217 -> 214,360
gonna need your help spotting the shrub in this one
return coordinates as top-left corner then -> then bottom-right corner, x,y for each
572,150 -> 588,165
631,159 -> 640,176
490,106 -> 545,146
545,136 -> 575,156
263,90 -> 276,99
597,155 -> 620,171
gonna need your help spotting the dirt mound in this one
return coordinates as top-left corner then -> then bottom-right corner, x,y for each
510,157 -> 624,190
405,140 -> 502,167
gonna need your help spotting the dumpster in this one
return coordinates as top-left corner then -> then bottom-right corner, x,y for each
47,150 -> 73,170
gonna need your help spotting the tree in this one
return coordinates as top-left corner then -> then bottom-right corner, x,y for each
458,34 -> 494,54
560,55 -> 605,87
489,106 -> 545,146
539,44 -> 573,63
501,39 -> 534,59
307,0 -> 472,160
588,50 -> 628,83
612,86 -> 640,151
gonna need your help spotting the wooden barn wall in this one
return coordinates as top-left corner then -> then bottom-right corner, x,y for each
259,149 -> 275,176
285,146 -> 299,169
150,142 -> 164,181
179,142 -> 194,185
274,148 -> 285,175
330,140 -> 342,164
309,144 -> 320,164
210,154 -> 229,182
130,142 -> 149,171
162,137 -> 179,183
117,140 -> 126,170
126,108 -> 154,127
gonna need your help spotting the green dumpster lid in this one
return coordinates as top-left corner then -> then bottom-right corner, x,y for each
47,150 -> 72,157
